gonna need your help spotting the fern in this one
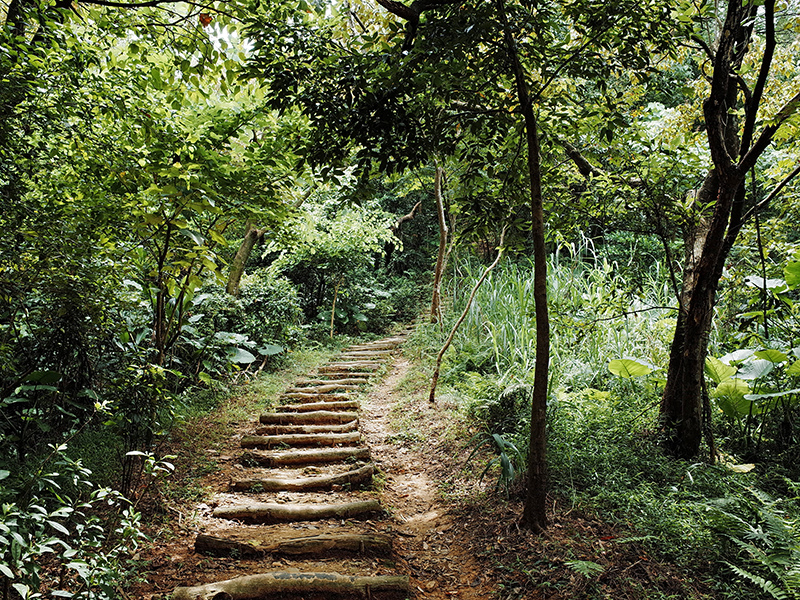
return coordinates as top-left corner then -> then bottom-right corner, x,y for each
566,560 -> 605,578
726,562 -> 788,600
711,486 -> 800,600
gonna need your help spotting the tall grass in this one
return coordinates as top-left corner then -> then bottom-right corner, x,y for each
438,249 -> 676,393
417,246 -> 800,598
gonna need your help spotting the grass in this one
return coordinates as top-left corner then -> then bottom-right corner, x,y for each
411,250 -> 800,599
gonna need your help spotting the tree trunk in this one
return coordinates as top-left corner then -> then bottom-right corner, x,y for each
240,431 -> 361,448
430,164 -> 448,323
226,221 -> 264,296
240,447 -> 370,467
172,572 -> 409,600
194,532 -> 392,557
230,463 -> 374,492
497,0 -> 549,533
212,499 -> 382,523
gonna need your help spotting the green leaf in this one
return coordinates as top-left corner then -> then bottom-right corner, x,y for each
0,470 -> 9,481
754,349 -> 790,364
737,359 -> 774,380
228,348 -> 256,364
784,258 -> 800,288
608,358 -> 652,378
198,372 -> 213,385
0,563 -> 13,578
705,356 -> 737,384
711,378 -> 752,417
25,370 -> 62,385
11,584 -> 30,599
787,359 -> 800,376
744,388 -> 800,401
721,349 -> 755,364
258,344 -> 284,356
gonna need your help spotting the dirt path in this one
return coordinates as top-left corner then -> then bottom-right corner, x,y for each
131,332 -> 495,600
130,333 -> 707,600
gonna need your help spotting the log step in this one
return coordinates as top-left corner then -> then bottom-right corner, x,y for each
295,378 -> 369,386
285,384 -> 359,394
260,411 -> 359,425
319,363 -> 381,372
314,371 -> 376,380
254,421 -> 358,435
347,342 -> 403,351
338,351 -> 393,359
173,572 -> 409,600
241,447 -> 370,467
241,431 -> 360,448
279,401 -> 359,412
281,392 -> 352,402
213,499 -> 382,523
230,463 -> 374,492
194,532 -> 393,557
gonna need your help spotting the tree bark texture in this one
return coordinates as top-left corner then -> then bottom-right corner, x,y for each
240,432 -> 360,449
276,400 -> 360,412
240,447 -> 371,467
172,572 -> 409,600
259,411 -> 359,425
212,499 -> 382,523
226,221 -> 264,296
254,421 -> 359,435
194,532 -> 392,557
659,0 -> 800,458
229,463 -> 374,492
430,164 -> 448,323
496,0 -> 549,533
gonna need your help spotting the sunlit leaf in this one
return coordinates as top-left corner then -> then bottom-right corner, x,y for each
705,356 -> 736,384
608,358 -> 652,378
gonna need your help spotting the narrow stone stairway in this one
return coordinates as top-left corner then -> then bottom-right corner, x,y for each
172,333 -> 413,600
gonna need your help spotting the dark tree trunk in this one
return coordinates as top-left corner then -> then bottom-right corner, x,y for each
430,165 -> 447,323
659,0 -> 799,458
497,0 -> 549,533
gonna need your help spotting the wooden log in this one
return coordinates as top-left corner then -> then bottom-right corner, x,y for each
285,383 -> 359,394
337,351 -> 393,358
241,431 -> 360,449
259,411 -> 358,425
212,499 -> 382,523
281,392 -> 352,402
295,377 -> 369,386
172,572 -> 410,600
230,464 -> 374,492
278,401 -> 359,412
240,447 -> 370,467
254,421 -> 358,436
314,371 -> 375,380
194,532 -> 393,557
318,363 -> 381,372
347,342 -> 403,351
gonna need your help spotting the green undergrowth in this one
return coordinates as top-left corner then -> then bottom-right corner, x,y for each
407,253 -> 800,600
156,344 -> 347,503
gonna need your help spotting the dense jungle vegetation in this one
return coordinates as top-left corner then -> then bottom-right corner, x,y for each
2,0 -> 800,597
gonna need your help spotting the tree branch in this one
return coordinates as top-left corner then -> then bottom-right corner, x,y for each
739,0 -> 775,157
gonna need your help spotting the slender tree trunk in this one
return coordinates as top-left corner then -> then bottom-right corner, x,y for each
497,0 -> 549,533
226,220 -> 264,296
430,164 -> 448,323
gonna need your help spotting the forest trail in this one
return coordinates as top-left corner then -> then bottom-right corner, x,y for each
145,331 -> 493,600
